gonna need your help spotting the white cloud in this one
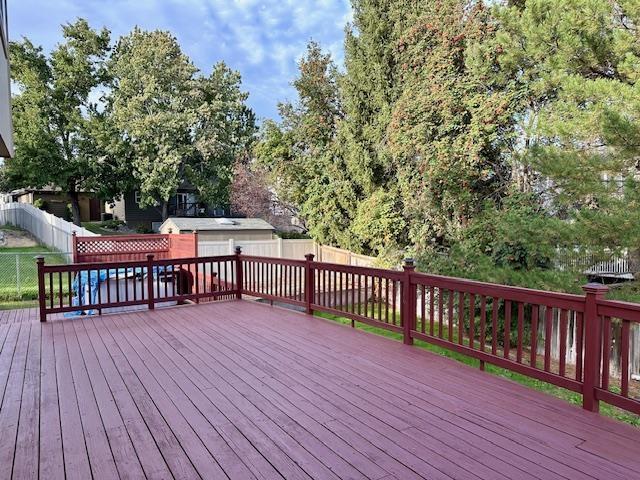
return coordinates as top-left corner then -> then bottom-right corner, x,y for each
8,0 -> 353,119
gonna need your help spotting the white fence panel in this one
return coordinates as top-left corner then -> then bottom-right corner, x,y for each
0,202 -> 97,261
199,238 -> 316,260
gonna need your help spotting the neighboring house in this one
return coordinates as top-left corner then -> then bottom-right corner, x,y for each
159,217 -> 275,241
10,187 -> 104,222
106,183 -> 230,231
0,0 -> 13,158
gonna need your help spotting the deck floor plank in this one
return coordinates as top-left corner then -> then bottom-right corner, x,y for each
214,305 -> 605,479
2,301 -> 640,479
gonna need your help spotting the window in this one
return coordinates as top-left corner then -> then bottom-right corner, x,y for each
134,191 -> 141,205
176,193 -> 188,209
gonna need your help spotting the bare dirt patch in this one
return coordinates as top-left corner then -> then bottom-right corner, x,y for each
0,228 -> 39,248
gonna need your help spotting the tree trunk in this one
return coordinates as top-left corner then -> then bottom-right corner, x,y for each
161,200 -> 169,221
68,189 -> 82,226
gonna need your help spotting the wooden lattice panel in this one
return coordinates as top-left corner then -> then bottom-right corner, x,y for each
76,237 -> 169,254
74,233 -> 197,263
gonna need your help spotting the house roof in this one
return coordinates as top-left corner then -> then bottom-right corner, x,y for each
161,217 -> 275,232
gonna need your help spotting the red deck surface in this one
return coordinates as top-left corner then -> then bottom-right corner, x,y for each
1,300 -> 640,479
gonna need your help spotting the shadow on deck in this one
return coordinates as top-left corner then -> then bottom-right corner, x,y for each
1,300 -> 639,479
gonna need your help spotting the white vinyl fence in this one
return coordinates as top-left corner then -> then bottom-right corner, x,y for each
0,202 -> 97,261
199,238 -> 376,267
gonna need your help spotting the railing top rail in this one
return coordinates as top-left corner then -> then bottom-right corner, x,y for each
597,298 -> 640,323
154,254 -> 237,265
42,258 -> 148,272
241,255 -> 307,267
74,234 -> 170,242
311,260 -> 404,280
411,271 -> 586,311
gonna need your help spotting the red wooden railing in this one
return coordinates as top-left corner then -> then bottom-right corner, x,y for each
37,250 -> 640,417
72,232 -> 199,263
37,251 -> 236,318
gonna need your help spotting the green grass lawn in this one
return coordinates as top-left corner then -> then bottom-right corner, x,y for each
315,307 -> 640,427
0,245 -> 68,304
81,222 -> 126,235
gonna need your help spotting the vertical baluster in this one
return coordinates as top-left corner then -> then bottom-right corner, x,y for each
392,279 -> 397,324
544,306 -> 553,372
504,300 -> 512,359
621,320 -> 630,397
105,270 -> 110,305
58,272 -> 63,308
479,296 -> 486,353
469,294 -> 475,349
385,278 -> 389,321
97,269 -> 102,309
49,272 -> 54,309
601,316 -> 611,390
364,276 -> 369,317
517,303 -> 524,363
448,290 -> 454,343
378,277 -> 383,320
438,288 -> 443,338
430,287 -> 435,336
457,292 -> 464,345
575,312 -> 584,382
421,285 -> 426,333
530,305 -> 539,368
491,298 -> 498,355
559,309 -> 568,376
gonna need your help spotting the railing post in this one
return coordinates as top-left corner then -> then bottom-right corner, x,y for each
305,253 -> 315,315
72,231 -> 78,263
36,256 -> 46,322
402,258 -> 416,346
147,254 -> 155,310
235,246 -> 243,299
582,283 -> 608,412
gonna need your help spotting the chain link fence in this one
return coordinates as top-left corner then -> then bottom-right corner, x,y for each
0,252 -> 69,308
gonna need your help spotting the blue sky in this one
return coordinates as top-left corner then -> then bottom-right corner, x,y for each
8,0 -> 353,121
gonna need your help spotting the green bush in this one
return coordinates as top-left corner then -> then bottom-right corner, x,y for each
277,230 -> 310,239
33,198 -> 48,210
102,219 -> 125,231
135,224 -> 154,234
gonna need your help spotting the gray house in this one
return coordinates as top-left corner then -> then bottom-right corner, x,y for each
106,185 -> 229,231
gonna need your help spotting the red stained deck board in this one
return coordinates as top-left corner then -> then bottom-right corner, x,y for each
1,301 -> 640,479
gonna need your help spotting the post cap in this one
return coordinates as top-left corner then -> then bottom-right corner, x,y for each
403,258 -> 416,268
168,228 -> 173,234
72,231 -> 77,236
35,255 -> 45,262
146,253 -> 155,260
234,246 -> 242,254
305,253 -> 315,261
582,283 -> 609,295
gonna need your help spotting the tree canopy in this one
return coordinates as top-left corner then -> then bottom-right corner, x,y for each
5,19 -> 121,225
256,0 -> 640,287
5,20 -> 255,224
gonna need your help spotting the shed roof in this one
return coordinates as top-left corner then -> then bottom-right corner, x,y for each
162,217 -> 275,232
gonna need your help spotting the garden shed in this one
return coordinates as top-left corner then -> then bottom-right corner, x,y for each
159,217 -> 275,241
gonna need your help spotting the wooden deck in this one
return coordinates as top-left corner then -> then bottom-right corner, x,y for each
1,301 -> 640,480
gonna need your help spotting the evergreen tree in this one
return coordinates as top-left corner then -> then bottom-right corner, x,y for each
496,0 -> 640,252
255,42 -> 356,246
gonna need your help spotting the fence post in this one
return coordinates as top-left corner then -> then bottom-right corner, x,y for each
582,283 -> 608,412
402,258 -> 416,346
72,231 -> 78,263
235,246 -> 243,299
147,254 -> 155,311
36,256 -> 46,322
193,230 -> 199,257
16,254 -> 20,298
305,253 -> 315,315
